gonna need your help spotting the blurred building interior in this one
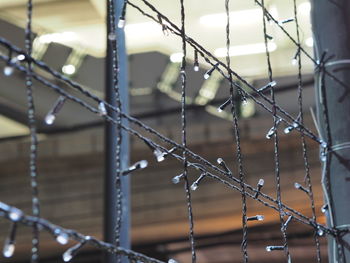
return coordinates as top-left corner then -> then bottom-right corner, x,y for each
0,0 -> 327,262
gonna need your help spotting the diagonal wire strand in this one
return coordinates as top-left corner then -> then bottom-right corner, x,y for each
0,48 -> 334,237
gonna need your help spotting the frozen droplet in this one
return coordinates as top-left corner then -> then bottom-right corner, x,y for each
8,209 -> 22,222
108,33 -> 117,41
321,141 -> 327,148
139,160 -> 148,169
204,73 -> 210,79
321,204 -> 328,213
154,149 -> 165,162
294,182 -> 301,189
190,182 -> 198,191
320,152 -> 327,162
63,250 -> 73,262
17,54 -> 26,61
172,175 -> 183,184
292,58 -> 298,66
3,66 -> 13,76
292,122 -> 299,128
3,242 -> 15,258
258,179 -> 265,186
194,65 -> 199,72
45,114 -> 55,125
317,227 -> 324,236
284,126 -> 293,134
266,128 -> 275,139
256,215 -> 264,221
168,259 -> 178,263
56,232 -> 69,245
266,246 -> 272,252
98,102 -> 107,116
118,19 -> 125,29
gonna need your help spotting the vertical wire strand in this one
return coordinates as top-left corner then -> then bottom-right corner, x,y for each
179,0 -> 196,261
25,1 -> 40,262
261,0 -> 291,261
108,0 -> 123,258
225,0 -> 248,261
292,0 -> 321,261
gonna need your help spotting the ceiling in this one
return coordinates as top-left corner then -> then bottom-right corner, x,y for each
0,0 -> 314,73
0,0 -> 316,138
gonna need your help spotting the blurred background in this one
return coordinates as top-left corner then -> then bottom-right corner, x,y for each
0,0 -> 326,262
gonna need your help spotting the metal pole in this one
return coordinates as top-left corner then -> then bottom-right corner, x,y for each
104,0 -> 130,262
311,1 -> 350,262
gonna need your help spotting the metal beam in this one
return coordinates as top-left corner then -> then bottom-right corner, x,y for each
104,0 -> 130,263
311,1 -> 350,262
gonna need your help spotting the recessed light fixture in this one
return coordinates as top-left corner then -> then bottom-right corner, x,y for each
199,9 -> 262,27
125,22 -> 162,37
39,32 -> 78,44
62,64 -> 76,75
170,52 -> 183,63
305,37 -> 313,47
298,2 -> 311,16
214,42 -> 277,57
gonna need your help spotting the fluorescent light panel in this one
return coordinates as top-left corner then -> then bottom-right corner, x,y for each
298,2 -> 311,15
125,22 -> 162,37
170,52 -> 183,63
305,37 -> 313,47
214,42 -> 277,57
200,9 -> 262,27
39,32 -> 78,44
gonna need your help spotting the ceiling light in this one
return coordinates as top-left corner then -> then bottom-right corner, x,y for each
199,9 -> 262,27
268,6 -> 279,22
170,53 -> 183,63
298,2 -> 311,16
39,32 -> 78,44
305,37 -> 313,47
125,22 -> 162,37
62,64 -> 76,75
214,42 -> 277,57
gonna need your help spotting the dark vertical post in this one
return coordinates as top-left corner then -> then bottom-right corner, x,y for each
311,1 -> 350,262
104,0 -> 130,262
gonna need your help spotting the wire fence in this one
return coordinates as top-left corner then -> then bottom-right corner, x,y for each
0,0 -> 346,262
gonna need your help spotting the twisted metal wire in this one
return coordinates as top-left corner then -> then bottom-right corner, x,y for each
292,0 -> 321,261
253,0 -> 350,95
179,0 -> 197,261
24,0 -> 40,262
225,0 -> 248,261
0,201 -> 164,263
0,46 -> 335,237
0,43 -> 335,235
261,0 -> 291,261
